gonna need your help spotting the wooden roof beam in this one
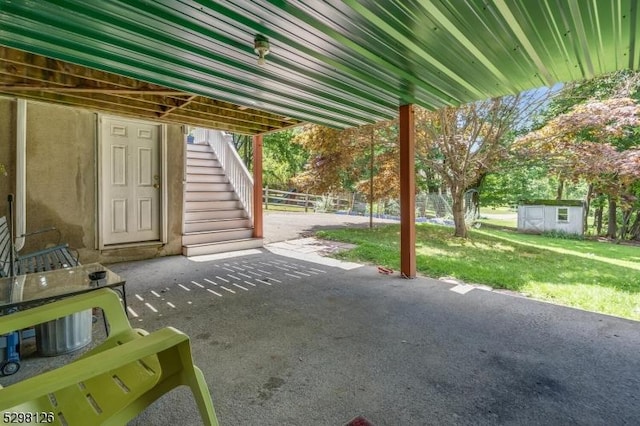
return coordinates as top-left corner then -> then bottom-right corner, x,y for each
0,85 -> 187,95
0,46 -> 165,90
160,95 -> 197,118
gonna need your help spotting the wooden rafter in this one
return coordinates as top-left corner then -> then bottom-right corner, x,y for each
160,95 -> 197,118
0,46 -> 302,134
0,86 -> 186,95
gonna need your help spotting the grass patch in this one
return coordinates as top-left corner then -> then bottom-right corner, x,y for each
264,203 -> 309,212
480,206 -> 516,215
477,218 -> 517,228
316,223 -> 640,321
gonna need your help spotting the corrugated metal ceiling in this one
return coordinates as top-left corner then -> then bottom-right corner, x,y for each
0,0 -> 638,132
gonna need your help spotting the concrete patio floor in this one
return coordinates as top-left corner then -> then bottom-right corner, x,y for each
2,236 -> 638,425
97,247 -> 640,426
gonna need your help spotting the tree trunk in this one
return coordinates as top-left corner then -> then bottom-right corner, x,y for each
606,196 -> 617,239
595,206 -> 603,235
620,208 -> 633,239
556,178 -> 564,200
583,184 -> 593,233
452,190 -> 467,238
473,190 -> 480,220
629,210 -> 640,240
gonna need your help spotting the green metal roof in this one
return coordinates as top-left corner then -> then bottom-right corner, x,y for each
1,0 -> 638,130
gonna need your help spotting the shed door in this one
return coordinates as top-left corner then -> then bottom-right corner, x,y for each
100,118 -> 161,246
523,206 -> 545,232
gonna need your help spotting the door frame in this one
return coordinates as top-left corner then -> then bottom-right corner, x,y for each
96,114 -> 168,250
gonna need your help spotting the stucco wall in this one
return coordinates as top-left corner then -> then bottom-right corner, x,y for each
0,98 -> 184,265
23,101 -> 97,257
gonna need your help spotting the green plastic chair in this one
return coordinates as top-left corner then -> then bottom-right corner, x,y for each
0,289 -> 218,426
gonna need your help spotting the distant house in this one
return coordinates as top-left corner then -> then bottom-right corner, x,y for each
517,200 -> 585,235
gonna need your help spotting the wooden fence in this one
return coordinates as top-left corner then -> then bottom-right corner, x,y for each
263,188 -> 351,212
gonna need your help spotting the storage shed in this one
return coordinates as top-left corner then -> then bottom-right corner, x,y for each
517,200 -> 585,235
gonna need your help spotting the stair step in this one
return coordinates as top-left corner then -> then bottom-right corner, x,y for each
183,228 -> 254,245
186,174 -> 229,183
187,151 -> 218,160
185,208 -> 248,221
185,200 -> 243,210
182,238 -> 263,256
185,208 -> 248,220
185,182 -> 233,192
185,191 -> 237,202
184,218 -> 251,233
186,144 -> 212,152
187,158 -> 222,168
186,165 -> 225,175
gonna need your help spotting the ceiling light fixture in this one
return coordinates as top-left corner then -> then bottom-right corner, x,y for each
254,34 -> 270,66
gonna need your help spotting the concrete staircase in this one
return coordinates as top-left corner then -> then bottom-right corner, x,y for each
183,143 -> 262,256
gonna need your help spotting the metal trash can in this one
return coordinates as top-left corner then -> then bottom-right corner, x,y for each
35,309 -> 92,356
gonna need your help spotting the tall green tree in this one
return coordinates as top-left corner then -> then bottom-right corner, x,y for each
415,90 -> 549,238
262,129 -> 308,190
231,134 -> 253,170
515,96 -> 640,239
230,130 -> 309,190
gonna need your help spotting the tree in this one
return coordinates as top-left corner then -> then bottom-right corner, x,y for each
262,129 -> 308,190
292,125 -> 357,194
520,70 -> 640,238
229,130 -> 309,190
514,97 -> 640,238
479,163 -> 569,206
230,134 -> 253,170
293,121 -> 399,201
414,91 -> 547,238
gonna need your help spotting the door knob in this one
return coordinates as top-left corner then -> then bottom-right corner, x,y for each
153,183 -> 160,189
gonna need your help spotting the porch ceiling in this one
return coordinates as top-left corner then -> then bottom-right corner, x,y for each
0,1 -> 638,133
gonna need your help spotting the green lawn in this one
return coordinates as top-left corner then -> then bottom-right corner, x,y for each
316,224 -> 640,321
477,218 -> 517,228
480,206 -> 516,215
477,206 -> 517,228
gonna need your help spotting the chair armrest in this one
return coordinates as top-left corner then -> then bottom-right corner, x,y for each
0,327 -> 189,410
0,288 -> 129,336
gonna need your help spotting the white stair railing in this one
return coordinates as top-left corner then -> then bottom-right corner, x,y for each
192,128 -> 254,226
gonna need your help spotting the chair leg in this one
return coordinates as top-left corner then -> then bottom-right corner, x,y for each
176,341 -> 219,426
189,366 -> 219,426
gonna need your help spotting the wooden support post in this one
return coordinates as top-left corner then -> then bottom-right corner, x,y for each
252,134 -> 263,238
399,104 -> 416,278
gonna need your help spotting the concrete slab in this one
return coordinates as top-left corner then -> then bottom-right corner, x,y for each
265,237 -> 361,271
98,252 -> 640,426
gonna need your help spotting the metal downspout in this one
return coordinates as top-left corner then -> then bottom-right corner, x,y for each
15,99 -> 26,251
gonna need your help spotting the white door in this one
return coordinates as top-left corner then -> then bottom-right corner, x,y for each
100,117 -> 161,246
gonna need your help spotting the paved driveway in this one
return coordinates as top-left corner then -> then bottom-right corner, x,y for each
263,211 -> 398,243
104,251 -> 640,426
